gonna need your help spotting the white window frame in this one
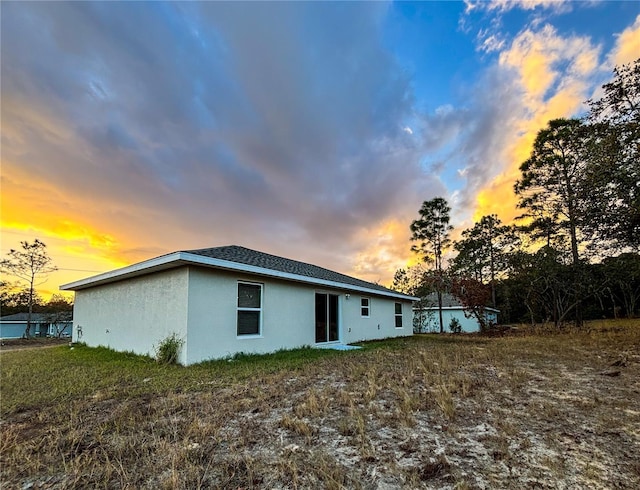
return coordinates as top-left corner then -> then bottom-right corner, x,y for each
237,281 -> 263,338
394,302 -> 403,328
361,297 -> 370,318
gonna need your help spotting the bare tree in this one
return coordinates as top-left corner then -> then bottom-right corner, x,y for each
0,239 -> 57,338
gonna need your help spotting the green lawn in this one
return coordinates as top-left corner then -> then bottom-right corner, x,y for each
1,342 -> 357,415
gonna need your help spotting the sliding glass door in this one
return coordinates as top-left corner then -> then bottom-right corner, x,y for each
315,293 -> 339,343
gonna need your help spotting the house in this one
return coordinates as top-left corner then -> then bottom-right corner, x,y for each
0,312 -> 73,339
61,245 -> 417,365
413,293 -> 499,333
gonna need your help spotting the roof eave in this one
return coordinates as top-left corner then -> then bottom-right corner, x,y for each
60,252 -> 185,291
414,306 -> 500,313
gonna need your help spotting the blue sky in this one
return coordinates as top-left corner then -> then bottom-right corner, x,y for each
1,0 -> 639,294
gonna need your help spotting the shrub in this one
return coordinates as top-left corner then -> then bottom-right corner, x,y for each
449,317 -> 462,334
155,333 -> 184,364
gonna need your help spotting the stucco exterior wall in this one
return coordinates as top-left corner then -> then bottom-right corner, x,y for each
185,268 -> 413,364
72,267 -> 190,363
70,265 -> 413,365
341,295 -> 412,344
185,268 -> 316,363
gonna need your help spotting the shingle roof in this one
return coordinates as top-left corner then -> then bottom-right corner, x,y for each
62,245 -> 416,300
419,292 -> 499,311
183,245 -> 398,295
422,292 -> 464,308
0,312 -> 73,322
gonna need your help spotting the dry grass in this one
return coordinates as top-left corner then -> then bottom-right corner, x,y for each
1,319 -> 639,488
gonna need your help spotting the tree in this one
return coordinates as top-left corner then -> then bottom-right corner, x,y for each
588,58 -> 640,125
42,294 -> 74,337
0,240 -> 57,338
410,197 -> 453,333
515,118 -> 593,326
0,287 -> 44,316
515,118 -> 589,266
391,264 -> 430,297
451,277 -> 492,332
584,58 -> 640,251
451,215 -> 519,308
602,253 -> 640,319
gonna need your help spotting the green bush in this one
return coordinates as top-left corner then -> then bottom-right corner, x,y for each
448,317 -> 462,334
155,333 -> 184,364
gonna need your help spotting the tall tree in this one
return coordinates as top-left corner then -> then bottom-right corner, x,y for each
391,264 -> 430,297
451,215 -> 519,308
0,240 -> 57,338
515,118 -> 591,326
515,118 -> 588,265
584,58 -> 640,251
410,197 -> 453,333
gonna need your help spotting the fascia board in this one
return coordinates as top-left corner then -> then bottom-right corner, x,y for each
60,252 -> 184,290
61,251 -> 418,301
414,306 -> 500,312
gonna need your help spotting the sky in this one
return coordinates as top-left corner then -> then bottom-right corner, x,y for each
1,0 -> 639,298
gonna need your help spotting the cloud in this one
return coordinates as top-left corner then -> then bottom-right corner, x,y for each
470,23 -> 601,222
3,2 -> 634,294
465,0 -> 573,14
1,2 -> 444,288
608,14 -> 640,67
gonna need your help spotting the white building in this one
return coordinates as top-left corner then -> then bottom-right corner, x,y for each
414,293 -> 499,333
61,246 -> 417,365
0,312 -> 73,339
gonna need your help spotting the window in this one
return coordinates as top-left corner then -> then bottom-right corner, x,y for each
237,282 -> 262,336
395,303 -> 403,328
361,297 -> 370,317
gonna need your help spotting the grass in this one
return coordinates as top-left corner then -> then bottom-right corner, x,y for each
1,319 -> 639,488
0,344 -> 346,415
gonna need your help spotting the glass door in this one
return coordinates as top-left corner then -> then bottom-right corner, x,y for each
315,293 -> 339,343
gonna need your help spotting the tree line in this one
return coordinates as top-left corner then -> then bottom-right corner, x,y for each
395,59 -> 640,332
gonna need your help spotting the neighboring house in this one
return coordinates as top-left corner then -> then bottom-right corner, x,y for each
0,312 -> 73,339
413,293 -> 499,333
61,245 -> 417,365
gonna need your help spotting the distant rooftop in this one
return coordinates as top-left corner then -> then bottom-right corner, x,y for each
0,312 -> 72,322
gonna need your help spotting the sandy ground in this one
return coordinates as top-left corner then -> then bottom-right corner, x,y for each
2,330 -> 639,488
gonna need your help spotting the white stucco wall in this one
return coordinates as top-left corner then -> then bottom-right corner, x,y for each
70,265 -> 413,365
72,267 -> 190,363
341,295 -> 412,344
184,267 -> 413,364
185,268 -> 316,363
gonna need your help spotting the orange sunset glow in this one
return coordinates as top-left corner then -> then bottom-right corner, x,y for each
2,2 -> 639,299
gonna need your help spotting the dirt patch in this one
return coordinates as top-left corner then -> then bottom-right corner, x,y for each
2,327 -> 640,488
0,337 -> 70,351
